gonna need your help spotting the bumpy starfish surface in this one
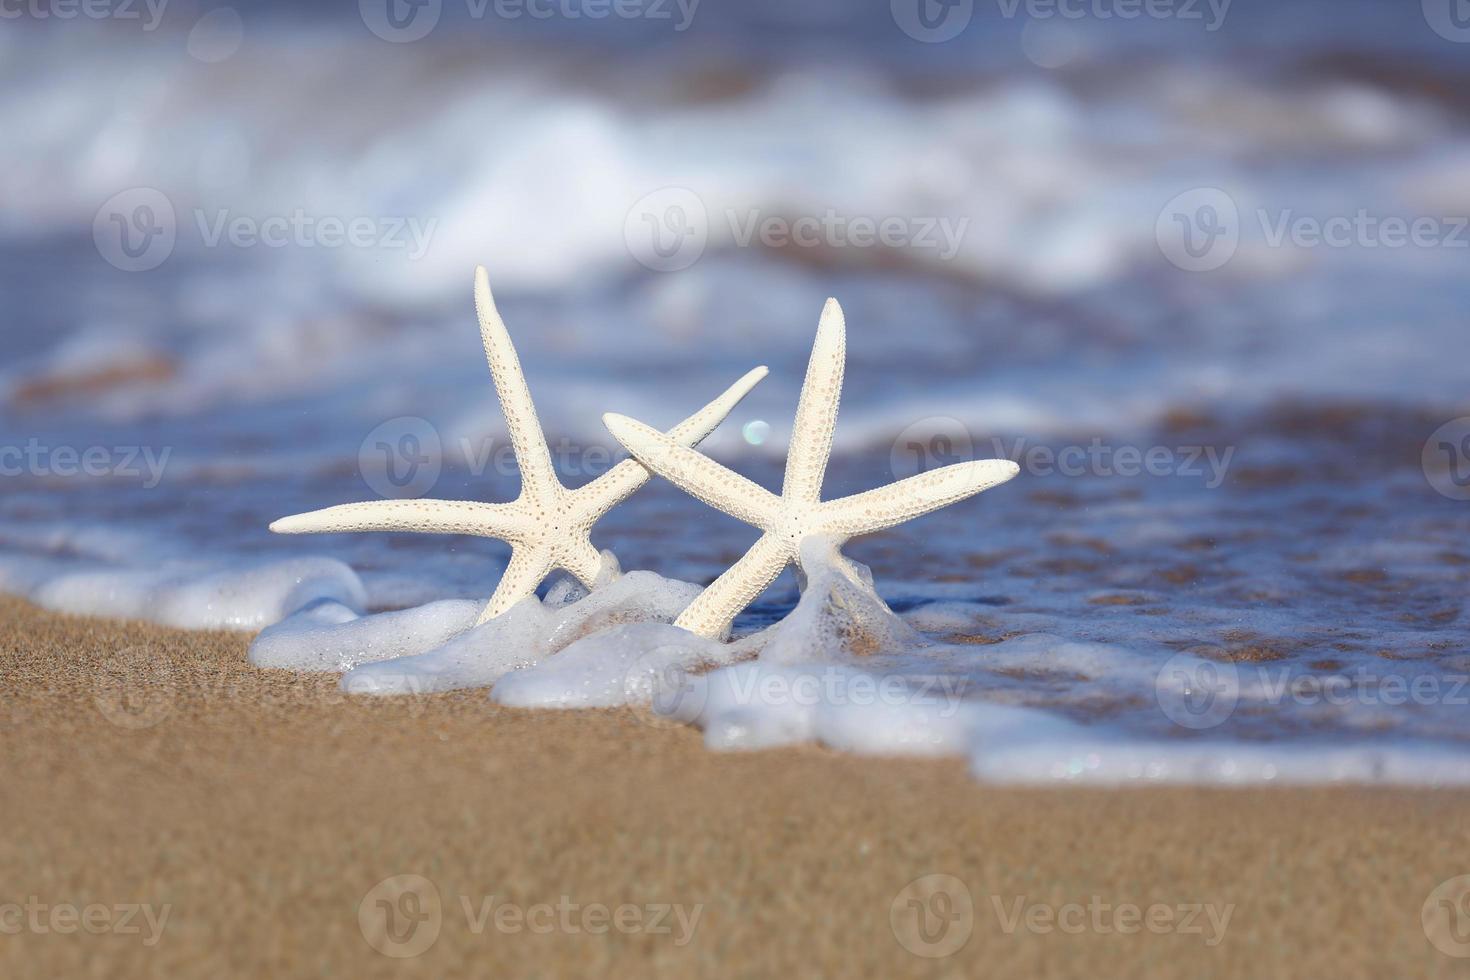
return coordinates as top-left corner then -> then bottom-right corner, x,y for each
604,298 -> 1019,639
272,267 -> 766,625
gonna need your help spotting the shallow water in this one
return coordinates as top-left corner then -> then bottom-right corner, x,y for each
2,3 -> 1467,783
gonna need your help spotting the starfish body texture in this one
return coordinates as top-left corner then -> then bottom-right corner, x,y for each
272,267 -> 766,624
604,298 -> 1019,639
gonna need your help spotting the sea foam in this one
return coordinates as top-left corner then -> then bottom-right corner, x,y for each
225,542 -> 1470,788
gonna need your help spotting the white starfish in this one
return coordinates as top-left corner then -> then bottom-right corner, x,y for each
272,266 -> 766,625
603,298 -> 1019,639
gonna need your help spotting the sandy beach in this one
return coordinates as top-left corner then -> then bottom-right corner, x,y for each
0,595 -> 1463,978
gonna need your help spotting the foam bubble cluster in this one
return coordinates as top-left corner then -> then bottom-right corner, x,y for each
229,545 -> 1470,788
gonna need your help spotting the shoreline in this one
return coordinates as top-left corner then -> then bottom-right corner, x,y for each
1,595 -> 1466,976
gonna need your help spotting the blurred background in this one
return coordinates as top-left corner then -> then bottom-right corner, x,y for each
1,0 -> 1467,665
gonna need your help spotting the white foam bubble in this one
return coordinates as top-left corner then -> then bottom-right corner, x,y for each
971,733 -> 1470,787
341,565 -> 703,695
479,550 -> 1470,787
250,599 -> 479,672
22,556 -> 365,631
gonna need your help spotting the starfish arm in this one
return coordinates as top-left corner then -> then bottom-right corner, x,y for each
665,365 -> 769,445
781,298 -> 846,503
269,499 -> 526,539
478,545 -> 555,624
578,365 -> 769,523
816,459 -> 1020,538
559,538 -> 608,589
602,413 -> 781,530
673,532 -> 791,639
474,266 -> 557,492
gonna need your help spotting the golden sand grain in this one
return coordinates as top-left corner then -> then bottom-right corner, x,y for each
0,596 -> 1464,978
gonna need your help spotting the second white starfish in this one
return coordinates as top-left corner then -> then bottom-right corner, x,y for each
272,267 -> 766,624
604,298 -> 1019,639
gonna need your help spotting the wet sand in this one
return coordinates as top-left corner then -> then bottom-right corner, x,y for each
0,595 -> 1466,978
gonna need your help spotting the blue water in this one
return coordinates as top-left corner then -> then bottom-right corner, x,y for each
1,0 -> 1467,779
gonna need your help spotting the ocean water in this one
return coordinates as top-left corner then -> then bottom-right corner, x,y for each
2,1 -> 1467,784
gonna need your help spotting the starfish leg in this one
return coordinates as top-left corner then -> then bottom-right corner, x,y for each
580,365 -> 769,523
474,266 -> 558,492
817,459 -> 1020,538
560,538 -> 608,589
664,365 -> 770,445
270,499 -> 525,538
781,298 -> 846,503
479,546 -> 555,624
673,532 -> 791,639
602,414 -> 781,529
